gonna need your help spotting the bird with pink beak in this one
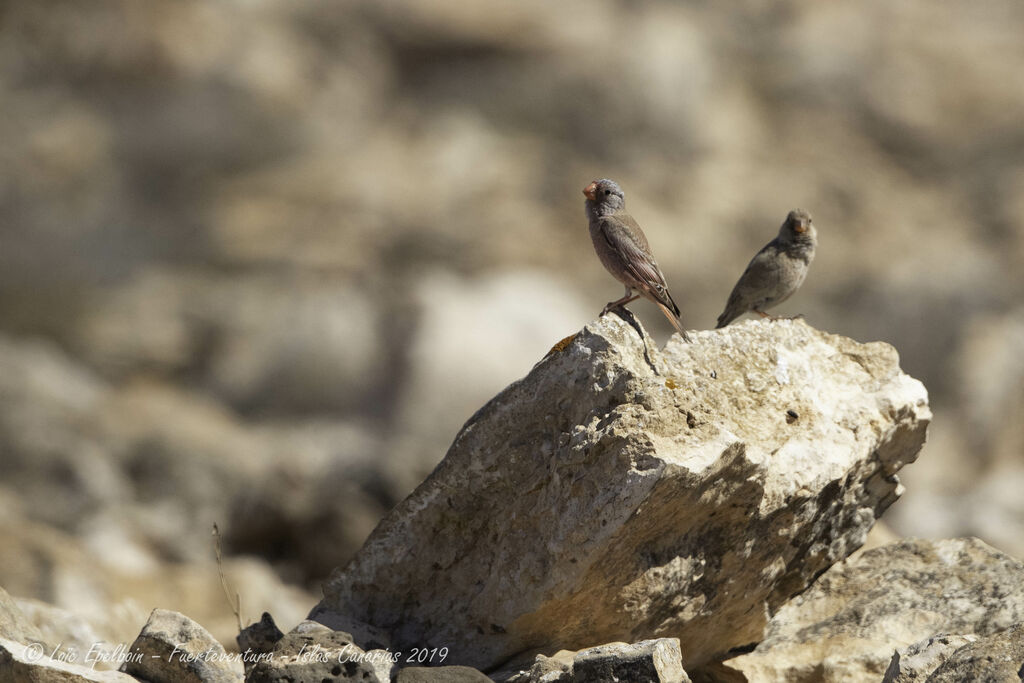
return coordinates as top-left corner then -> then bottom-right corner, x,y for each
583,178 -> 692,342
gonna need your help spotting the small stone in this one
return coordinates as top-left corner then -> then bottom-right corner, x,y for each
236,612 -> 283,676
882,633 -> 978,682
121,608 -> 243,683
571,639 -> 689,683
395,665 -> 493,682
925,623 -> 1024,682
247,621 -> 395,683
529,650 -> 575,682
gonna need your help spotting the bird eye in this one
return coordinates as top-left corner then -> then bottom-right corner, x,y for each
603,190 -> 611,196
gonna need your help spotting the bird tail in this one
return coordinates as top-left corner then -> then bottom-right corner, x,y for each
716,306 -> 738,329
656,302 -> 692,342
716,295 -> 744,328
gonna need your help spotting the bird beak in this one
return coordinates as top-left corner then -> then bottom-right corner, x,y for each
583,182 -> 598,201
794,221 -> 808,233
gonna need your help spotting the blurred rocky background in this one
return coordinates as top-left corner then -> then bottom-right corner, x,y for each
1,0 -> 1022,648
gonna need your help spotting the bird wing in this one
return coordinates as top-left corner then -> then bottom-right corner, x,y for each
598,215 -> 680,314
613,212 -> 651,251
747,242 -> 785,285
727,240 -> 784,308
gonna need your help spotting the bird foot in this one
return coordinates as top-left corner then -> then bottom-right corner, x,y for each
755,311 -> 803,322
600,302 -> 625,317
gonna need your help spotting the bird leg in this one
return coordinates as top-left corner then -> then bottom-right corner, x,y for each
755,309 -> 804,322
600,290 -> 640,317
604,307 -> 659,374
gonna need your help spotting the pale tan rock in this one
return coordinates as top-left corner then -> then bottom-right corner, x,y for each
725,538 -> 1024,683
882,633 -> 978,683
0,585 -> 44,646
13,598 -> 123,671
572,639 -> 690,683
529,650 -> 575,683
312,315 -> 930,670
395,666 -> 491,683
924,623 -> 1024,682
0,636 -> 137,682
121,608 -> 243,683
246,620 -> 395,683
492,649 -> 575,683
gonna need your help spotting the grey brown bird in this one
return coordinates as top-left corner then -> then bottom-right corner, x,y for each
584,179 -> 691,342
716,209 -> 817,328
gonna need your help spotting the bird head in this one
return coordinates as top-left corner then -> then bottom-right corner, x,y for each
786,209 -> 813,235
583,179 -> 625,212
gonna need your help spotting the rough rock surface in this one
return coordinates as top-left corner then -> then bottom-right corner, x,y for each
571,639 -> 689,683
495,639 -> 691,683
881,634 -> 978,683
395,665 -> 493,682
121,608 -> 243,683
0,636 -> 137,682
0,585 -> 44,645
14,598 -> 124,671
312,315 -> 930,670
923,623 -> 1024,682
495,650 -> 575,683
236,612 -> 284,676
246,619 -> 395,683
725,538 -> 1024,682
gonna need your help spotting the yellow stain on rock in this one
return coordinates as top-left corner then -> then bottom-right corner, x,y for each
548,334 -> 577,355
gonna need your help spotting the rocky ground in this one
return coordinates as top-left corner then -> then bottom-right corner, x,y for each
5,317 -> 1024,682
1,0 -> 1024,681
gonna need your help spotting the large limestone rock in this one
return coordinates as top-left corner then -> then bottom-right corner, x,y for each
312,315 -> 930,671
725,538 -> 1024,682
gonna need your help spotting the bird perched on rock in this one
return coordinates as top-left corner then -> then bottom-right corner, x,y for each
584,179 -> 691,342
715,209 -> 817,328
